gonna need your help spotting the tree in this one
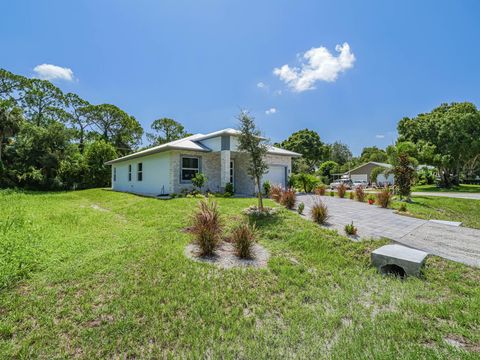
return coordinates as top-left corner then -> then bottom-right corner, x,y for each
237,111 -> 268,210
330,141 -> 352,165
370,166 -> 385,185
317,160 -> 339,178
21,78 -> 65,126
360,146 -> 388,163
84,140 -> 117,187
85,104 -> 143,155
64,93 -> 92,153
279,129 -> 328,173
147,118 -> 189,145
191,173 -> 208,192
0,69 -> 27,103
386,142 -> 418,200
0,101 -> 23,162
398,102 -> 480,187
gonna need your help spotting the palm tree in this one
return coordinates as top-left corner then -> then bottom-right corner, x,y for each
0,102 -> 23,162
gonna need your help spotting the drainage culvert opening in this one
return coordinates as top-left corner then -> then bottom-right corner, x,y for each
380,264 -> 406,278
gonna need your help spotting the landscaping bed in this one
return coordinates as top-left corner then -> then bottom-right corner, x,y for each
0,189 -> 479,358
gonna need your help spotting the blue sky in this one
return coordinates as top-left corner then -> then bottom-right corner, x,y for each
2,1 -> 479,155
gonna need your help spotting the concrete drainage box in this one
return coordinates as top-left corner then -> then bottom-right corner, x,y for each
371,244 -> 428,277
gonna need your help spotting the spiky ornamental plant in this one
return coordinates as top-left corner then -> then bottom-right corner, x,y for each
237,111 -> 269,210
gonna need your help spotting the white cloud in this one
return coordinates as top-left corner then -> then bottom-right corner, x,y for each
33,64 -> 74,81
375,134 -> 385,139
273,42 -> 355,92
265,107 -> 277,115
257,82 -> 266,88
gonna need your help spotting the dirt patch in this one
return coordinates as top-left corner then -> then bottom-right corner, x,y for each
91,204 -> 109,212
185,242 -> 269,269
444,335 -> 480,352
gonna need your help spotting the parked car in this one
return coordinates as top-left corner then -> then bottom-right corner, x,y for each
330,179 -> 352,190
352,180 -> 368,188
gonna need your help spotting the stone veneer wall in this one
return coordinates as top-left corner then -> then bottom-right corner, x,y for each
169,150 -> 221,194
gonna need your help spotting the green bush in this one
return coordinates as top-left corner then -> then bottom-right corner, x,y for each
297,202 -> 305,215
192,173 -> 208,191
293,173 -> 320,193
344,222 -> 357,236
262,181 -> 271,196
225,182 -> 234,195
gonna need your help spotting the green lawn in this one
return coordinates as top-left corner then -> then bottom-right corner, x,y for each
392,196 -> 480,229
412,184 -> 480,193
1,189 -> 479,358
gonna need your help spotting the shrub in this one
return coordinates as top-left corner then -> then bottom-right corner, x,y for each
355,186 -> 366,202
344,222 -> 357,236
297,202 -> 305,215
270,185 -> 283,203
376,186 -> 392,208
262,181 -> 271,196
225,182 -> 234,195
367,194 -> 376,204
295,173 -> 320,193
398,203 -> 407,212
311,199 -> 329,224
314,184 -> 326,195
330,190 -> 335,197
192,173 -> 208,191
349,191 -> 354,200
190,200 -> 223,256
243,205 -> 278,217
232,222 -> 257,259
337,183 -> 347,198
280,188 -> 296,209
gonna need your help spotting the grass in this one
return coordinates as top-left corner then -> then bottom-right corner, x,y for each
0,189 -> 479,358
412,184 -> 480,193
392,196 -> 480,229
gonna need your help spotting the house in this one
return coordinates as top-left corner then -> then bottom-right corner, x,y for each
345,161 -> 394,185
105,128 -> 301,196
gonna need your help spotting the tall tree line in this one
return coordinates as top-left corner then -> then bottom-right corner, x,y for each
0,68 -> 143,190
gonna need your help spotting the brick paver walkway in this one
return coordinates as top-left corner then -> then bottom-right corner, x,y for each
297,195 -> 480,267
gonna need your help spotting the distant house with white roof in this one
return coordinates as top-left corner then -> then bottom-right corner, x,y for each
106,128 -> 301,196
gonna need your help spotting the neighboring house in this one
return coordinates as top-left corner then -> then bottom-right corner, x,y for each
105,128 -> 301,196
345,161 -> 394,185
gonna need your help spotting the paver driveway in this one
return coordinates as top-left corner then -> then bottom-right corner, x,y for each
297,194 -> 480,267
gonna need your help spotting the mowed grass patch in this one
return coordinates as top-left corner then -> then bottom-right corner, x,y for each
392,196 -> 480,229
413,184 -> 480,193
0,189 -> 478,358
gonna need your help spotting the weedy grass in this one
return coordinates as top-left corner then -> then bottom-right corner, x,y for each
0,189 -> 479,358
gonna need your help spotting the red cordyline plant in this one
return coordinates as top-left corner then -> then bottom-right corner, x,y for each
280,188 -> 296,209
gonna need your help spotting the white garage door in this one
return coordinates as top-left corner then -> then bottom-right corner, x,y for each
351,174 -> 368,182
262,165 -> 286,188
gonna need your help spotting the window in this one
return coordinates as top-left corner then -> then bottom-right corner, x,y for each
181,156 -> 199,181
137,163 -> 143,181
113,167 -> 116,182
128,164 -> 132,181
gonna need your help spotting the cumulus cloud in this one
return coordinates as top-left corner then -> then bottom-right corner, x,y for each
265,107 -> 277,115
257,82 -> 266,88
33,64 -> 74,81
375,134 -> 385,139
273,43 -> 355,92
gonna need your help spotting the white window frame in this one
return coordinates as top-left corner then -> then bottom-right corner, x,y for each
180,156 -> 200,183
137,162 -> 143,182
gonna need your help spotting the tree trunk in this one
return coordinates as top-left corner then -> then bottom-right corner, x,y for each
256,176 -> 263,210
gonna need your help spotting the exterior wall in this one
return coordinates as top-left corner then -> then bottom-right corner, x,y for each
170,150 -> 222,194
111,152 -> 171,195
349,163 -> 389,183
231,152 -> 292,195
198,136 -> 221,151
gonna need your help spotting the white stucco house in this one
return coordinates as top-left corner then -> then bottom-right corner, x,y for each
105,128 -> 301,196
